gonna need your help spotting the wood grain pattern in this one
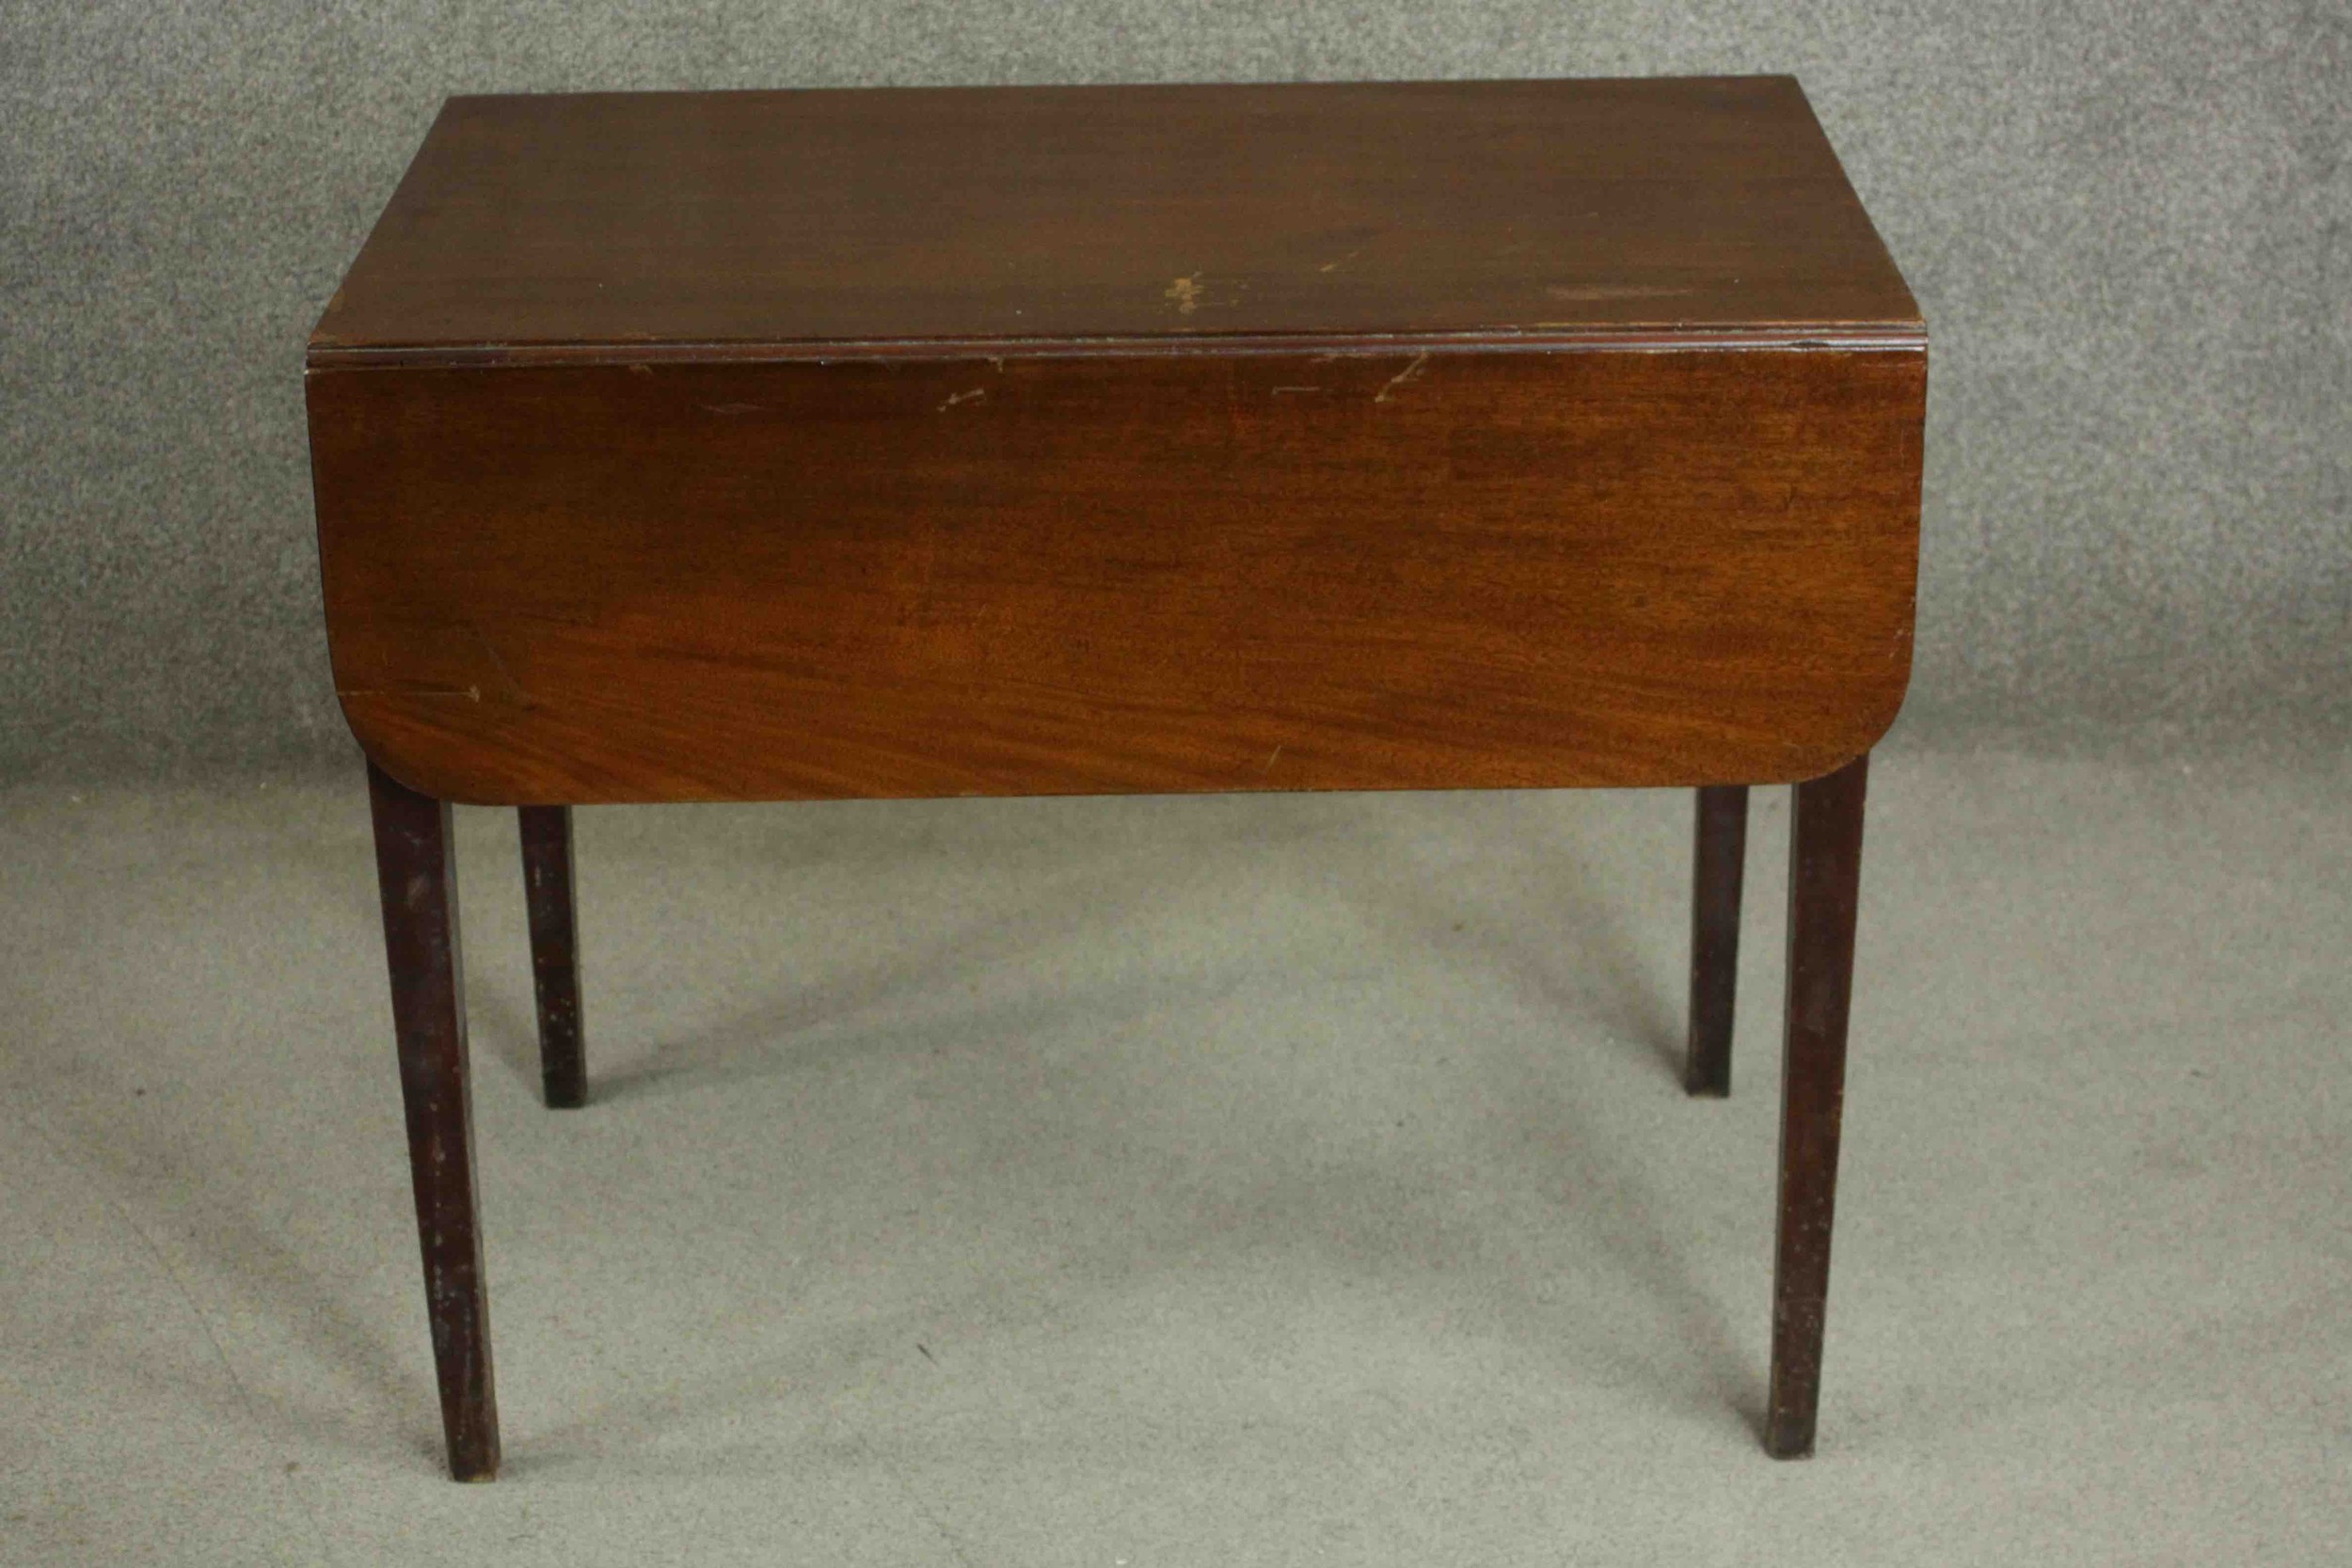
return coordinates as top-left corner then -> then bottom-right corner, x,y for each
311,343 -> 1923,804
310,77 -> 1920,357
309,77 -> 1926,806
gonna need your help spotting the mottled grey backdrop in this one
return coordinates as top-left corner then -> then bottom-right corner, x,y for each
5,2 -> 2346,779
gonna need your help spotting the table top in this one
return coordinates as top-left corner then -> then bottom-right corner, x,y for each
310,76 -> 1920,364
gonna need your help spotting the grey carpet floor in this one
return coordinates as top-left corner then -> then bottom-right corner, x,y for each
4,736 -> 2347,1564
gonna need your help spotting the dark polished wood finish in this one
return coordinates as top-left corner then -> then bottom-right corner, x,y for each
311,79 -> 1920,355
366,761 -> 499,1481
316,78 -> 1922,1475
1686,784 -> 1750,1096
307,77 -> 1923,806
518,806 -> 586,1109
312,349 -> 1921,803
1765,752 -> 1869,1459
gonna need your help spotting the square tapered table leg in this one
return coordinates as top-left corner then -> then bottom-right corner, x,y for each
367,761 -> 500,1481
1765,752 -> 1869,1459
1687,784 -> 1752,1097
518,805 -> 587,1110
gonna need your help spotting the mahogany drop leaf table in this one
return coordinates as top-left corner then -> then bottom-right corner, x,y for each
306,77 -> 1925,1481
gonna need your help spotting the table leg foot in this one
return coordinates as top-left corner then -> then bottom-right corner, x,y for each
518,805 -> 587,1109
369,762 -> 501,1482
1686,784 -> 1749,1097
1763,752 -> 1867,1461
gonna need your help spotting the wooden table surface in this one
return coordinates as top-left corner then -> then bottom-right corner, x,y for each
308,77 -> 1925,804
313,76 -> 1919,359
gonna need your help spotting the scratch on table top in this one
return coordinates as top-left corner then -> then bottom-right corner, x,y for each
1546,283 -> 1697,301
1374,353 -> 1430,403
938,388 -> 987,411
469,625 -> 527,705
